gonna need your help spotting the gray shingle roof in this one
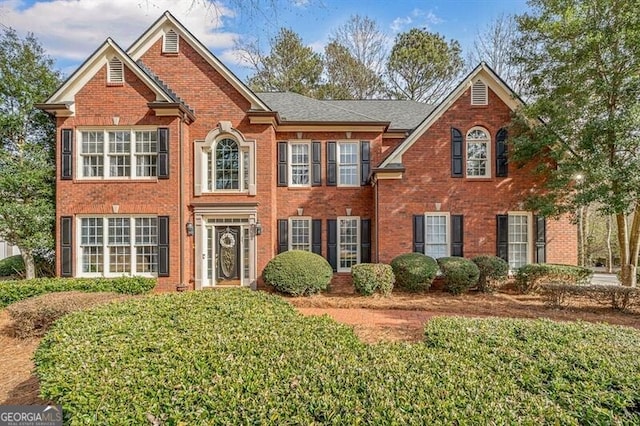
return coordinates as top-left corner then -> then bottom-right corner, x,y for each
256,92 -> 434,130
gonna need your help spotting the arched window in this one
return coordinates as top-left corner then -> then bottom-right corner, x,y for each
466,127 -> 490,178
213,138 -> 239,190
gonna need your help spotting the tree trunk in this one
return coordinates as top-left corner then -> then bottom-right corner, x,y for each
606,214 -> 613,273
21,250 -> 36,280
617,207 -> 640,287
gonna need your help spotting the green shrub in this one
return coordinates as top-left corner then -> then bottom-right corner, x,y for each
7,291 -> 128,338
262,250 -> 332,296
351,263 -> 395,296
0,255 -> 23,277
0,276 -> 156,307
35,290 -> 640,424
437,257 -> 480,295
540,283 -> 640,311
515,263 -> 593,293
472,255 -> 508,292
390,253 -> 438,292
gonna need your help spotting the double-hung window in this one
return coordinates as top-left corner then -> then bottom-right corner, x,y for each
337,142 -> 359,186
79,216 -> 157,276
425,213 -> 449,258
508,213 -> 530,270
289,142 -> 310,186
289,217 -> 311,251
79,129 -> 158,179
337,216 -> 360,272
466,127 -> 490,178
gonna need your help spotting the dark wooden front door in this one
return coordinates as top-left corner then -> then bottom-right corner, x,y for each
215,226 -> 241,285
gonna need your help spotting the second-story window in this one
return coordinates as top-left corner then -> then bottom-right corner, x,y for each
466,127 -> 490,178
213,138 -> 239,190
337,142 -> 359,186
289,142 -> 310,186
79,129 -> 158,179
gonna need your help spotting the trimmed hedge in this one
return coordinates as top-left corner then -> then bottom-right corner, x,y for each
0,254 -> 55,278
437,257 -> 480,295
35,290 -> 640,424
262,250 -> 332,296
472,255 -> 508,292
351,263 -> 395,296
7,291 -> 128,338
390,253 -> 438,292
0,276 -> 156,308
515,263 -> 593,293
540,283 -> 640,311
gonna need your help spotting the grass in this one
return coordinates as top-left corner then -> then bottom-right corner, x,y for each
35,289 -> 640,425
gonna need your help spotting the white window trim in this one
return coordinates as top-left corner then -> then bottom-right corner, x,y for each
76,215 -> 158,278
76,127 -> 159,180
288,141 -> 311,187
107,57 -> 124,84
507,211 -> 534,270
288,216 -> 312,251
337,141 -> 360,187
337,216 -> 360,273
471,79 -> 488,105
163,29 -> 179,53
424,212 -> 450,258
466,126 -> 491,178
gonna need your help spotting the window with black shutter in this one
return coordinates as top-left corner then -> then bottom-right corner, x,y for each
451,215 -> 464,257
60,216 -> 73,276
451,128 -> 463,177
413,215 -> 425,253
157,216 -> 170,277
496,128 -> 508,177
157,128 -> 170,179
61,129 -> 73,180
277,142 -> 287,186
326,142 -> 337,186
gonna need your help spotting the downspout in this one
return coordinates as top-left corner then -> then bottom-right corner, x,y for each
178,116 -> 186,290
375,177 -> 379,263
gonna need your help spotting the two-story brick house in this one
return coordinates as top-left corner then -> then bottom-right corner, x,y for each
37,12 -> 577,292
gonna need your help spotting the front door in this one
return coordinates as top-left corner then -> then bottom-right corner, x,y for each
215,226 -> 241,285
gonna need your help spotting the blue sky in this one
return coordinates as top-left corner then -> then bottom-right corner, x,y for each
0,0 -> 529,80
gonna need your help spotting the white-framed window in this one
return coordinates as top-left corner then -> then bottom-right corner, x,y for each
108,57 -> 124,84
337,216 -> 360,272
466,127 -> 491,178
337,142 -> 359,186
78,216 -> 157,277
425,213 -> 450,259
78,128 -> 157,179
508,212 -> 532,270
289,142 -> 310,186
289,217 -> 311,251
205,138 -> 251,191
163,29 -> 179,53
471,79 -> 488,105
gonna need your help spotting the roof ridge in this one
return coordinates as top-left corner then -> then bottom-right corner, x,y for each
318,98 -> 380,122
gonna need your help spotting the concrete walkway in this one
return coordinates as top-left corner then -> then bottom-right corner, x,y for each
591,272 -> 620,285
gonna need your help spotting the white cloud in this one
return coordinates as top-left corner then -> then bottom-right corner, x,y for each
390,16 -> 412,33
390,8 -> 443,33
0,0 -> 238,62
292,0 -> 309,7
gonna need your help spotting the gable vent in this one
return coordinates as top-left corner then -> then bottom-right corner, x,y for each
471,79 -> 488,105
108,57 -> 124,84
163,29 -> 179,53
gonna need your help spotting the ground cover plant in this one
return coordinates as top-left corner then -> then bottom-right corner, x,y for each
35,289 -> 640,424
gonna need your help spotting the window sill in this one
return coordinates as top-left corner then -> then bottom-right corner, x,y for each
72,178 -> 159,183
464,177 -> 494,182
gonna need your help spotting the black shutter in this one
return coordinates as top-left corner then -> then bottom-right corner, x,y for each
451,215 -> 464,257
277,142 -> 288,187
311,141 -> 321,186
496,128 -> 508,177
61,129 -> 73,180
158,216 -> 170,277
360,141 -> 370,186
535,215 -> 546,263
277,219 -> 288,253
60,216 -> 73,277
327,219 -> 337,271
312,219 -> 322,255
451,127 -> 463,177
327,141 -> 337,186
413,215 -> 425,253
361,219 -> 371,263
496,215 -> 509,262
157,128 -> 170,179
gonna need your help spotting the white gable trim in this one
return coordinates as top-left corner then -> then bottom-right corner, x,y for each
379,63 -> 524,168
127,11 -> 270,112
44,38 -> 173,108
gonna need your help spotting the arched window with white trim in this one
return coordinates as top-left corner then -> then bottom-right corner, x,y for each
213,138 -> 240,190
466,127 -> 491,178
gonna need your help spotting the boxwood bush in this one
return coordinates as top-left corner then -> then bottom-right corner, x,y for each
0,253 -> 55,278
390,253 -> 438,291
351,263 -> 395,296
35,290 -> 640,424
472,255 -> 508,292
0,276 -> 156,307
262,250 -> 332,296
437,257 -> 480,295
515,263 -> 593,293
0,255 -> 24,277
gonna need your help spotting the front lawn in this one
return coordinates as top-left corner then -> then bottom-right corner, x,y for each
35,289 -> 640,424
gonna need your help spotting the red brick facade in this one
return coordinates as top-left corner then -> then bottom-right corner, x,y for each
42,13 -> 577,292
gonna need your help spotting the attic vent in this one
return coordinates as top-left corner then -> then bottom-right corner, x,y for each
471,79 -> 488,105
163,29 -> 179,53
108,57 -> 124,84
